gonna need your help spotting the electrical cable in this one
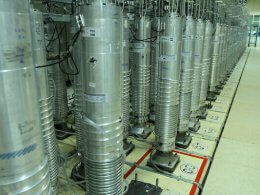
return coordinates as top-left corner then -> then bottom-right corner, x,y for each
130,28 -> 158,43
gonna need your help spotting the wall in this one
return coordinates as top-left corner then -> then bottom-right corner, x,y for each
247,0 -> 260,15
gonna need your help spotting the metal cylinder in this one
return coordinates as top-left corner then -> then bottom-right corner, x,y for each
155,12 -> 182,152
150,17 -> 160,117
200,20 -> 213,106
209,22 -> 221,92
45,23 -> 68,127
216,24 -> 224,86
30,9 -> 58,192
71,16 -> 84,155
0,1 -> 51,194
49,64 -> 68,125
122,14 -> 131,139
190,19 -> 205,115
219,24 -> 227,83
79,2 -> 124,194
131,15 -> 151,126
178,16 -> 195,133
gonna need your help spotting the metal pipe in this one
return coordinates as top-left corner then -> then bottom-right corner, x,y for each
0,0 -> 51,194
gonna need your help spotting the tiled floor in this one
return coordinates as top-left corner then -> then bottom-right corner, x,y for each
202,46 -> 260,195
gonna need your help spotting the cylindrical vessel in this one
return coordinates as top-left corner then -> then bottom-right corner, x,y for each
150,17 -> 160,118
190,19 -> 205,115
200,20 -> 213,106
209,22 -> 221,92
0,1 -> 51,194
30,9 -> 58,192
155,12 -> 182,152
216,24 -> 224,86
178,16 -> 195,133
122,14 -> 131,139
71,16 -> 84,155
45,23 -> 68,128
131,15 -> 151,127
49,64 -> 68,125
79,2 -> 124,194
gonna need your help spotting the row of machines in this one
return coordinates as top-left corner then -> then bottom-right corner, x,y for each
0,0 -> 248,194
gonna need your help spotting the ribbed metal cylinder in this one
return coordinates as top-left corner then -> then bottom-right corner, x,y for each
150,17 -> 160,114
71,17 -> 84,154
131,15 -> 151,125
122,14 -> 131,139
209,23 -> 221,92
45,23 -> 68,125
216,24 -> 224,85
219,25 -> 227,83
49,64 -> 68,124
191,19 -> 205,114
155,12 -> 182,152
30,9 -> 58,192
200,20 -> 213,106
178,16 -> 195,133
0,1 -> 51,194
79,2 -> 124,194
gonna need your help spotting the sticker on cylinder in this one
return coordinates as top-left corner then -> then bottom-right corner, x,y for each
84,94 -> 106,103
83,27 -> 101,37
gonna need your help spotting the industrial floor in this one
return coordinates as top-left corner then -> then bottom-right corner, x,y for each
57,47 -> 259,195
202,46 -> 260,195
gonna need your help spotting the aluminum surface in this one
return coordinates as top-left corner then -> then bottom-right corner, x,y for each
150,17 -> 160,117
122,14 -> 131,139
178,16 -> 195,133
0,1 -> 51,194
30,9 -> 58,192
131,15 -> 151,127
190,19 -> 205,115
209,23 -> 221,92
155,12 -> 182,152
79,2 -> 124,194
200,20 -> 213,106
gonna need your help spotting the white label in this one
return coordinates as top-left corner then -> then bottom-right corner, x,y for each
160,36 -> 176,43
83,27 -> 100,37
89,82 -> 96,88
132,42 -> 145,49
84,94 -> 106,103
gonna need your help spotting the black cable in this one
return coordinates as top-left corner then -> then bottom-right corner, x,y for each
46,25 -> 66,43
38,28 -> 81,75
130,28 -> 158,43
